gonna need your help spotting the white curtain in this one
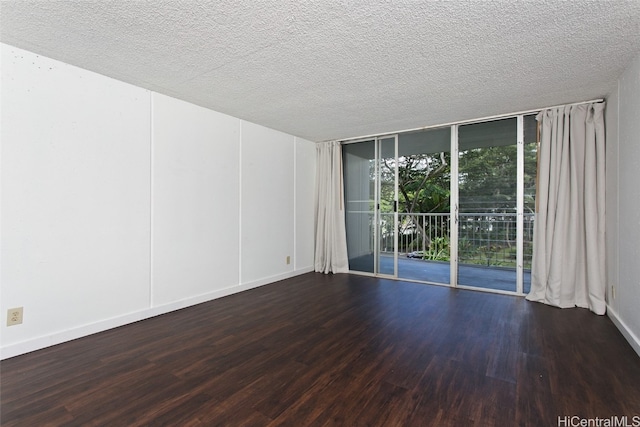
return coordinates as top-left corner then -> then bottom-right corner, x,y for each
527,102 -> 606,314
314,141 -> 349,274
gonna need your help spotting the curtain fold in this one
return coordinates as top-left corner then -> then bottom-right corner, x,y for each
314,141 -> 349,274
526,102 -> 606,314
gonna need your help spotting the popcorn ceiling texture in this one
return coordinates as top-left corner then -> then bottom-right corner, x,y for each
2,0 -> 640,141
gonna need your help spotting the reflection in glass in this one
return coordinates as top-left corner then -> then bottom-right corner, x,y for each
343,141 -> 376,273
458,118 -> 518,292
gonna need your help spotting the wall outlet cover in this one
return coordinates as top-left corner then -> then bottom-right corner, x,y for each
7,307 -> 23,326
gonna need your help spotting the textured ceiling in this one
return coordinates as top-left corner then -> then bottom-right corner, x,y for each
2,1 -> 640,142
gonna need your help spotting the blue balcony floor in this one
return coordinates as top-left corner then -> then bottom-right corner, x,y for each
349,253 -> 531,294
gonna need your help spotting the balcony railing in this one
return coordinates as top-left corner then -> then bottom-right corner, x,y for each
379,212 -> 534,269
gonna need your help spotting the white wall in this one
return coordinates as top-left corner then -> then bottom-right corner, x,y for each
151,93 -> 241,305
606,51 -> 640,356
1,44 -> 152,350
0,44 -> 316,358
240,122 -> 295,283
295,137 -> 316,270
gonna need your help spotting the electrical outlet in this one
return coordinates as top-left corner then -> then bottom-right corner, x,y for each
7,307 -> 23,326
286,256 -> 291,265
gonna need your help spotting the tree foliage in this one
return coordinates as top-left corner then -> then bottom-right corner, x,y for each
380,153 -> 451,214
378,141 -> 538,265
458,144 -> 538,213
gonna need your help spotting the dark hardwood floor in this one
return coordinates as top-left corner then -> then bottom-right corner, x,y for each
2,273 -> 640,426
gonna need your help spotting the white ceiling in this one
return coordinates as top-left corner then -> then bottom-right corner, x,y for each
2,1 -> 640,142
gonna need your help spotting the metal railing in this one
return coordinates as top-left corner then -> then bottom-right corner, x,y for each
379,212 -> 534,269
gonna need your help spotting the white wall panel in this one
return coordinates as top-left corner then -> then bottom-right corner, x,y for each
295,137 -> 316,270
605,84 -> 619,309
151,93 -> 240,305
0,43 -> 315,358
611,51 -> 640,350
241,122 -> 295,282
1,44 -> 151,347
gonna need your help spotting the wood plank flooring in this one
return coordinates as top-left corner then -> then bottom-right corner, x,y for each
2,273 -> 640,426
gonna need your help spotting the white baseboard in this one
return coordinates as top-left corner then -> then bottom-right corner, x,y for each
608,306 -> 640,358
0,267 -> 314,360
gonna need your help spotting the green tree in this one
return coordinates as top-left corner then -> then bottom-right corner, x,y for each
380,152 -> 451,251
457,143 -> 538,264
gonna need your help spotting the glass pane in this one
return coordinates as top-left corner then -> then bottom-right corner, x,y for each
458,118 -> 517,292
378,137 -> 396,276
523,114 -> 538,293
397,127 -> 451,284
343,141 -> 376,273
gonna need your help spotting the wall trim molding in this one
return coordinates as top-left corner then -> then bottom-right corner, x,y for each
0,267 -> 314,360
608,306 -> 640,358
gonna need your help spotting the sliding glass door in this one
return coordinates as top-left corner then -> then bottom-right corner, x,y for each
522,114 -> 538,293
377,136 -> 398,276
396,127 -> 451,285
343,140 -> 376,274
457,118 -> 518,292
343,115 -> 537,294
343,136 -> 398,277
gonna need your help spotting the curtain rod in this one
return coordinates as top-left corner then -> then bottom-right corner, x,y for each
334,98 -> 604,144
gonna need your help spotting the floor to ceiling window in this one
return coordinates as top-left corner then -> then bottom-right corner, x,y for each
395,127 -> 451,285
343,135 -> 399,277
343,139 -> 376,274
458,118 -> 519,292
342,114 -> 538,295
